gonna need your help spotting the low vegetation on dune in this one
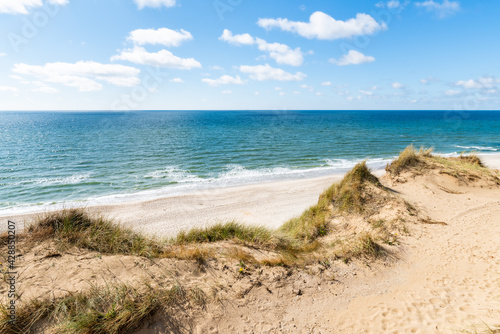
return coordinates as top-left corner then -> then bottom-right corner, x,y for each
386,144 -> 500,185
280,162 -> 384,241
0,283 -> 205,334
24,209 -> 163,257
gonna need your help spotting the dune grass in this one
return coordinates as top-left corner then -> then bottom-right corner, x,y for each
25,209 -> 163,257
174,221 -> 273,245
385,144 -> 431,175
386,145 -> 498,186
335,233 -> 385,261
280,161 -> 382,240
0,283 -> 205,334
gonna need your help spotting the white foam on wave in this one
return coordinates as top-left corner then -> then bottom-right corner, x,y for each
454,145 -> 498,152
34,173 -> 91,186
144,166 -> 202,183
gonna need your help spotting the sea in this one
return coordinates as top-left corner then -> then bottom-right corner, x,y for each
1,110 -> 499,215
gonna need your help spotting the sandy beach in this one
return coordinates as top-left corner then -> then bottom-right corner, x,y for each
2,154 -> 499,238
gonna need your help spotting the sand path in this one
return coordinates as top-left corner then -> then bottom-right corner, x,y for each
326,178 -> 500,333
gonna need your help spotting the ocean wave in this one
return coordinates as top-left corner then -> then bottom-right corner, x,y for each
454,145 -> 498,152
144,166 -> 203,183
33,173 -> 91,186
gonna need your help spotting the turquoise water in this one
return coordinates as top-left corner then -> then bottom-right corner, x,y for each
1,110 -> 499,214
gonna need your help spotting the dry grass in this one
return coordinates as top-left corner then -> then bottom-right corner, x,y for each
0,283 -> 204,334
174,221 -> 273,245
386,145 -> 499,185
335,233 -> 385,261
385,144 -> 429,175
280,162 -> 382,240
329,161 -> 382,214
25,209 -> 163,257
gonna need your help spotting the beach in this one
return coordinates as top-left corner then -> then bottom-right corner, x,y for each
3,154 -> 499,238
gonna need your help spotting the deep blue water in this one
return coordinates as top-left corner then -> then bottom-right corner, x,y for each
1,110 -> 499,214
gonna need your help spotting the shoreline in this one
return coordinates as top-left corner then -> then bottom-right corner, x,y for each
2,153 -> 500,237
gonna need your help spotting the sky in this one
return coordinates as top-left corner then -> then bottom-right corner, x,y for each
0,0 -> 499,111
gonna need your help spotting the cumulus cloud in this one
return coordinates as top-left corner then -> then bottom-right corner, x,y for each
392,82 -> 404,89
321,81 -> 332,86
415,0 -> 460,18
330,50 -> 375,66
134,0 -> 175,9
202,75 -> 244,87
456,77 -> 500,89
111,46 -> 201,70
12,61 -> 140,92
445,89 -> 460,96
222,90 -> 232,94
0,53 -> 6,57
239,64 -> 306,81
219,29 -> 255,46
257,11 -> 387,40
220,29 -> 304,66
376,1 -> 408,10
170,78 -> 184,83
128,28 -> 192,47
0,0 -> 68,15
420,76 -> 440,84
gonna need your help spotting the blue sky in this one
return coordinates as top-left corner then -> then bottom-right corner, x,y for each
0,0 -> 499,110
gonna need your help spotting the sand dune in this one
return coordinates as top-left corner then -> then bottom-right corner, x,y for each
1,153 -> 499,333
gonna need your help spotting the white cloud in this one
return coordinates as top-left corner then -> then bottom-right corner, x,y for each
0,0 -> 68,14
257,11 -> 387,40
300,84 -> 314,92
128,28 -> 192,47
330,50 -> 375,66
112,46 -> 201,70
445,89 -> 460,96
210,65 -> 224,71
0,53 -> 6,57
220,30 -> 304,66
293,91 -> 301,95
134,0 -> 175,9
170,78 -> 184,83
202,75 -> 244,87
359,90 -> 373,96
321,81 -> 332,86
219,29 -> 255,45
222,90 -> 232,94
415,0 -> 460,18
315,92 -> 324,96
0,86 -> 18,93
392,82 -> 404,89
376,1 -> 408,9
32,81 -> 59,93
456,77 -> 500,89
240,64 -> 306,81
12,61 -> 140,92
